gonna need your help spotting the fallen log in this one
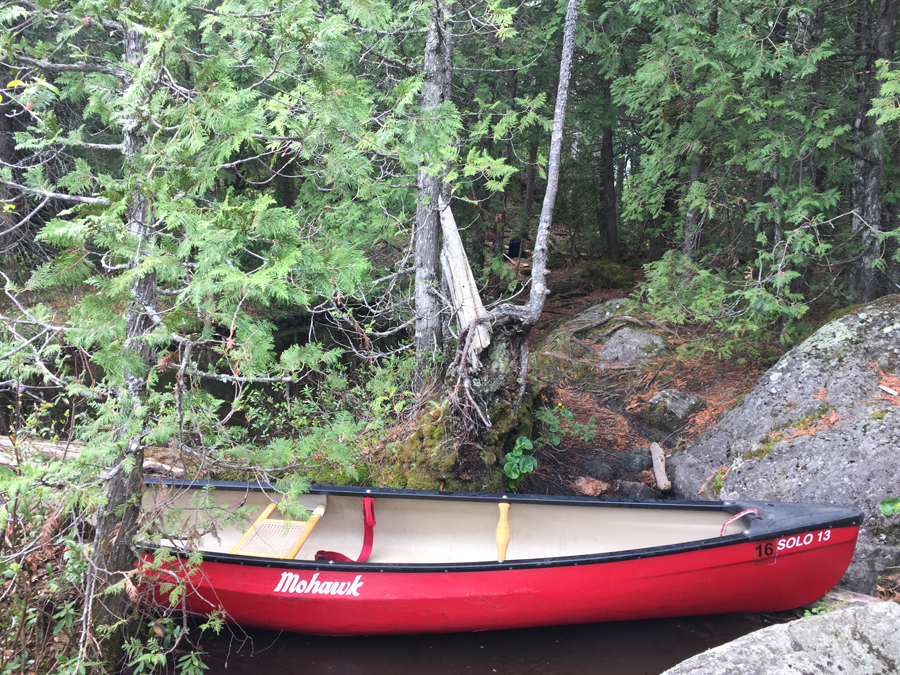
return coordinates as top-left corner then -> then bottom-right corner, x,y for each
0,435 -> 184,476
649,442 -> 671,492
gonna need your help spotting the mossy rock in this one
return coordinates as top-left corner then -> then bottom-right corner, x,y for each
531,299 -> 656,392
823,303 -> 864,324
377,405 -> 456,490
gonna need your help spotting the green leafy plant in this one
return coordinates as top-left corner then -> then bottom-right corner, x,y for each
503,436 -> 538,489
879,498 -> 900,516
535,403 -> 596,446
535,403 -> 572,445
802,600 -> 833,617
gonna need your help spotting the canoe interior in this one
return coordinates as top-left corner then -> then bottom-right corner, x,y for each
142,485 -> 750,565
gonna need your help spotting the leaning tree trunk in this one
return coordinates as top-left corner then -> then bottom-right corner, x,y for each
520,0 -> 579,325
88,26 -> 157,660
849,0 -> 898,302
447,0 -> 581,452
414,0 -> 453,378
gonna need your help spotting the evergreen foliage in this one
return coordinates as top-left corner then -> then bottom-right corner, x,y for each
0,0 -> 898,668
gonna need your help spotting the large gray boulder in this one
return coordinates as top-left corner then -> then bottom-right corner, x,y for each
662,601 -> 900,675
670,294 -> 900,593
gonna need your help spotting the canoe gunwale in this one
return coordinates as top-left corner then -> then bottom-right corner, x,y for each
142,479 -> 863,574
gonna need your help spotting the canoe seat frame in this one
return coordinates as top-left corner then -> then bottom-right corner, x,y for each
230,502 -> 325,560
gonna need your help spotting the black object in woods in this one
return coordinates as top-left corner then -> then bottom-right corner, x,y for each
508,237 -> 521,258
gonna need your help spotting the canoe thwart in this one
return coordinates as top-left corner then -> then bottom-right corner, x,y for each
496,502 -> 511,562
231,503 -> 326,559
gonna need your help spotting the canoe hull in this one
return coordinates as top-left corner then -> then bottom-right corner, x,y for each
148,524 -> 859,635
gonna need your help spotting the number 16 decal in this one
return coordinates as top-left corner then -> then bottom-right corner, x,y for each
755,542 -> 774,558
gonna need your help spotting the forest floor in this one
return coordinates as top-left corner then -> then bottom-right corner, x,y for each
520,265 -> 771,500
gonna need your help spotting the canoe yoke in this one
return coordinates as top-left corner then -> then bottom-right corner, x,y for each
230,501 -> 326,559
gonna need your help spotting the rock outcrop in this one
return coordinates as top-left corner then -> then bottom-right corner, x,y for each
670,294 -> 900,592
531,300 -> 667,388
661,601 -> 900,675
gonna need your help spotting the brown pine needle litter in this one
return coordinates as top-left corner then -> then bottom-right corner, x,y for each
871,362 -> 900,406
622,354 -> 766,439
551,385 -> 646,453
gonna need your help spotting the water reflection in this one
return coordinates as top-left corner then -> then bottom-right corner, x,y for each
200,614 -> 769,675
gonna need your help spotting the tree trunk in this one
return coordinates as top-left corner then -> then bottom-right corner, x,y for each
682,156 -> 705,258
794,4 -> 825,297
469,201 -> 486,270
0,66 -> 20,257
763,7 -> 786,253
798,5 -> 824,189
600,78 -> 618,262
89,27 -> 156,658
447,0 -> 580,450
521,0 -> 580,324
414,0 -> 452,371
649,190 -> 676,262
499,69 -> 516,246
850,0 -> 898,301
0,65 -> 42,265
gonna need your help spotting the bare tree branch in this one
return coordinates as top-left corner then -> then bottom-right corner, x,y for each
12,55 -> 126,78
0,178 -> 111,205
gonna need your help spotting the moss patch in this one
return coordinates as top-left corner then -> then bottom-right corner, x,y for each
376,382 -> 537,493
728,393 -> 747,411
307,462 -> 368,486
743,437 -> 777,461
795,406 -> 831,430
377,404 -> 459,490
741,406 -> 832,462
824,303 -> 864,324
871,409 -> 888,420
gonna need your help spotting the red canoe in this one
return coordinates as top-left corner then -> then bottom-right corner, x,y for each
141,480 -> 862,635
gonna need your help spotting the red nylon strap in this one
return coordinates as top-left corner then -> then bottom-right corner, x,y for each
719,508 -> 759,536
315,497 -> 376,563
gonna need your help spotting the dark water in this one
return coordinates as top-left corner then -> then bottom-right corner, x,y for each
198,614 -> 771,675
